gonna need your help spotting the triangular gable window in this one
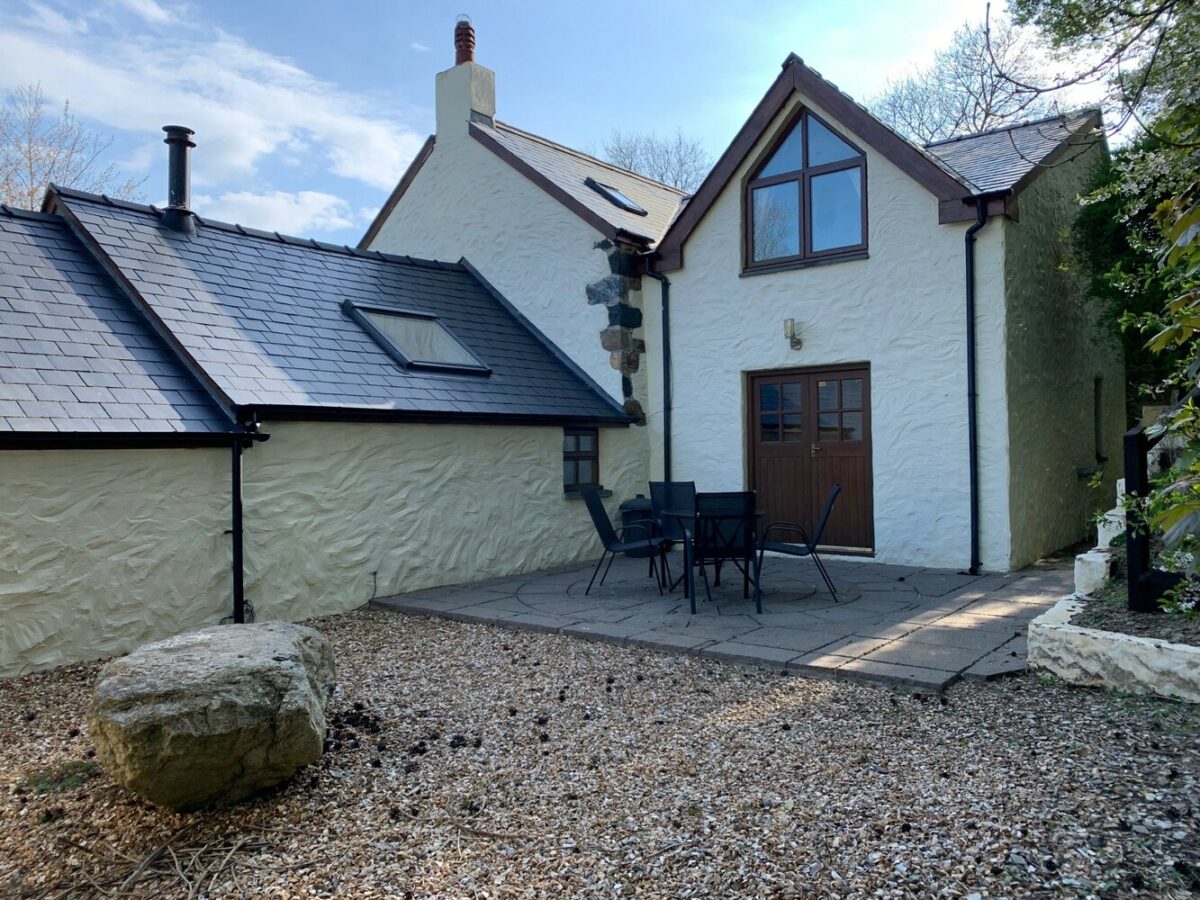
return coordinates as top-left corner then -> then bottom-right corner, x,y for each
745,109 -> 867,268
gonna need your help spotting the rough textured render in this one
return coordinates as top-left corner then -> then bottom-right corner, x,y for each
1003,139 -> 1124,568
240,421 -> 645,623
0,446 -> 230,678
1,419 -> 644,678
640,93 -> 1011,571
1029,598 -> 1200,704
89,622 -> 336,810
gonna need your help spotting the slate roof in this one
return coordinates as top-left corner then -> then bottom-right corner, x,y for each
0,205 -> 233,437
923,110 -> 1101,195
476,121 -> 688,246
47,188 -> 628,425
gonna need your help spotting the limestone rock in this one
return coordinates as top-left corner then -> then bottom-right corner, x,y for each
88,621 -> 336,810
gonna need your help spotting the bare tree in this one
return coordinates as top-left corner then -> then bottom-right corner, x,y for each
594,129 -> 711,193
868,18 -> 1056,143
0,83 -> 144,211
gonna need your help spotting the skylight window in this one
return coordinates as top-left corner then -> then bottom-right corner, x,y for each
584,177 -> 648,216
342,300 -> 490,375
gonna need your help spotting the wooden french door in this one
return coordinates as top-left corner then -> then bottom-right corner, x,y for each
748,365 -> 874,552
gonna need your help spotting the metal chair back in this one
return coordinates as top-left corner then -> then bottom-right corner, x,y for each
808,484 -> 842,551
580,485 -> 618,550
693,491 -> 757,563
649,480 -> 696,541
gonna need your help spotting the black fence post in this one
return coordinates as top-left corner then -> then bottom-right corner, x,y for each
1124,426 -> 1160,613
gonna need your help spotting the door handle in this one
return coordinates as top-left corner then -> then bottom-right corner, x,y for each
811,443 -> 819,458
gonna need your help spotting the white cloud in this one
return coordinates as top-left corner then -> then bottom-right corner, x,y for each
193,190 -> 356,234
113,0 -> 172,25
18,3 -> 88,35
410,41 -> 429,52
0,9 -> 423,191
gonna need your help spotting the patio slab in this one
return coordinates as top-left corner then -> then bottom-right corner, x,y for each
372,552 -> 1072,691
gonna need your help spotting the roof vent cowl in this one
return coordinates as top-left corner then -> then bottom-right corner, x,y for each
162,125 -> 196,235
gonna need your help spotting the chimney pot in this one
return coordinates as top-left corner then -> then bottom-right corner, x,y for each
162,125 -> 196,235
454,15 -> 475,65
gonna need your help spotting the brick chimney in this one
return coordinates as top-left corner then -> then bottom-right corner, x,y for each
435,15 -> 495,138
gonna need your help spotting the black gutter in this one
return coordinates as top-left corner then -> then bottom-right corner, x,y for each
642,258 -> 672,481
0,431 -> 248,451
964,198 -> 992,575
241,405 -> 630,429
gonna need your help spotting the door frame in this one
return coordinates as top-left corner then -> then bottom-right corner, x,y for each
744,361 -> 875,555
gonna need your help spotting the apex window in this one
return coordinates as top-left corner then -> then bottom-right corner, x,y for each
745,109 -> 866,270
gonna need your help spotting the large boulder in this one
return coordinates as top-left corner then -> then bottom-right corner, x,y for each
88,622 -> 336,811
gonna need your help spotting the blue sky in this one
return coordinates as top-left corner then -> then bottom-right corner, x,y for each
0,0 -> 1000,245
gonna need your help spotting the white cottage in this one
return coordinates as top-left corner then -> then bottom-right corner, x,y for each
0,21 -> 1124,677
364,23 -> 1124,574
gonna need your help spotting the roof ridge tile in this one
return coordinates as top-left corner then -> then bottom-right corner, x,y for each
54,186 -> 463,272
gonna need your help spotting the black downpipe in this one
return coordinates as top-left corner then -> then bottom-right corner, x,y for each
964,200 -> 991,575
642,260 -> 672,481
231,439 -> 246,623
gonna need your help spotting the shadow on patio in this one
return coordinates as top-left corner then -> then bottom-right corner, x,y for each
373,553 -> 1073,691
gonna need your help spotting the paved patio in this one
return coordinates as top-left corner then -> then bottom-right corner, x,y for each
372,553 -> 1073,691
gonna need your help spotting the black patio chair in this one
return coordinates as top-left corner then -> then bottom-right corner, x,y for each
580,486 -> 669,596
755,483 -> 841,604
692,491 -> 761,612
649,480 -> 695,590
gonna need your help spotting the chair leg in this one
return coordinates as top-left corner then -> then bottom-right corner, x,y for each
698,559 -> 714,606
713,559 -> 722,587
585,551 -> 609,596
650,553 -> 663,596
660,547 -> 673,590
599,551 -> 617,588
752,549 -> 764,614
812,551 -> 838,601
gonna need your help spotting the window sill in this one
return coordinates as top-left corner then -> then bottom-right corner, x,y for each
741,251 -> 868,277
564,487 -> 611,500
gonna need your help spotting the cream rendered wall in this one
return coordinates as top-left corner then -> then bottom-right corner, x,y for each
1,418 -> 644,677
241,420 -> 644,621
0,447 -> 229,678
643,94 -> 1013,570
1003,141 -> 1124,567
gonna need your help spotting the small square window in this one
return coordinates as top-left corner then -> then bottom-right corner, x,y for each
564,427 -> 600,491
342,300 -> 490,375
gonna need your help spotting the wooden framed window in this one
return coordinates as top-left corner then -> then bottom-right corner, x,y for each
743,109 -> 867,273
563,428 -> 599,491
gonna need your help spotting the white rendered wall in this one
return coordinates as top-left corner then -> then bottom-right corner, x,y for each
1,420 -> 643,677
642,94 -> 1012,571
368,132 -> 623,404
0,447 -> 230,678
1003,141 -> 1124,567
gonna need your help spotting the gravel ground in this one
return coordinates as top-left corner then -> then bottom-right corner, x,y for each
2,608 -> 1198,899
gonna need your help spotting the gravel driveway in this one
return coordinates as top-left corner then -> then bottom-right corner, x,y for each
2,608 -> 1198,898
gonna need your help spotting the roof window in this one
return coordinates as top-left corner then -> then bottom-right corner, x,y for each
584,177 -> 647,216
342,300 -> 490,375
